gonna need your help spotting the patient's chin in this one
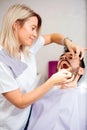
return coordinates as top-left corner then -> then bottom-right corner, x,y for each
57,67 -> 71,72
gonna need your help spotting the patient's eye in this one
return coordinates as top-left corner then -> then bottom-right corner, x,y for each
79,52 -> 81,58
68,54 -> 73,59
69,56 -> 72,59
60,57 -> 63,60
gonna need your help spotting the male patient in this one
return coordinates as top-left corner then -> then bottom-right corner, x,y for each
27,48 -> 87,130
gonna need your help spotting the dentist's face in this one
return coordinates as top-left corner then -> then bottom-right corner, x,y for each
57,52 -> 80,75
14,16 -> 38,46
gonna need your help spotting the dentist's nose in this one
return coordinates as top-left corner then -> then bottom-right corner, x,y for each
33,30 -> 37,37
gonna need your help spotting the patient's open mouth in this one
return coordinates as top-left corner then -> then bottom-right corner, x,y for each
62,63 -> 69,69
60,62 -> 70,69
57,60 -> 71,71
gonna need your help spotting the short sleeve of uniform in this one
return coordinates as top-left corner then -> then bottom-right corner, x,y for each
0,63 -> 19,94
29,36 -> 45,55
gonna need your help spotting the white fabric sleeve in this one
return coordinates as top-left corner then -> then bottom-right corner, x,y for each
0,63 -> 19,94
29,36 -> 45,55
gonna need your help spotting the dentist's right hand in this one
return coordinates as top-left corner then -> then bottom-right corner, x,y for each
49,69 -> 72,86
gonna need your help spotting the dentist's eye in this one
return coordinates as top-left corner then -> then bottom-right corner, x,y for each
32,27 -> 35,30
31,25 -> 37,31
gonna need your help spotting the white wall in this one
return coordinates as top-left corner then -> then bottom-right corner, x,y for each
0,0 -> 86,80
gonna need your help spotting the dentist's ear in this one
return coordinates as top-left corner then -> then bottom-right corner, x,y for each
78,67 -> 84,76
13,21 -> 18,30
12,21 -> 20,31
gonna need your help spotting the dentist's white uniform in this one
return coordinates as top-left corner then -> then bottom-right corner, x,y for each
0,36 -> 44,130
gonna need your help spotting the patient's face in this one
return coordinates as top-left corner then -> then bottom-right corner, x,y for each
57,52 -> 80,75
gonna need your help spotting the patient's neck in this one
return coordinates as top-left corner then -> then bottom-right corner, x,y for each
58,77 -> 79,89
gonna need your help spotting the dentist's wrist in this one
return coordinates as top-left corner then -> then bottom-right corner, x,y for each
62,37 -> 72,46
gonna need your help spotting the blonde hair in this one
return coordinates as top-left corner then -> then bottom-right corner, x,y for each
0,4 -> 42,57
